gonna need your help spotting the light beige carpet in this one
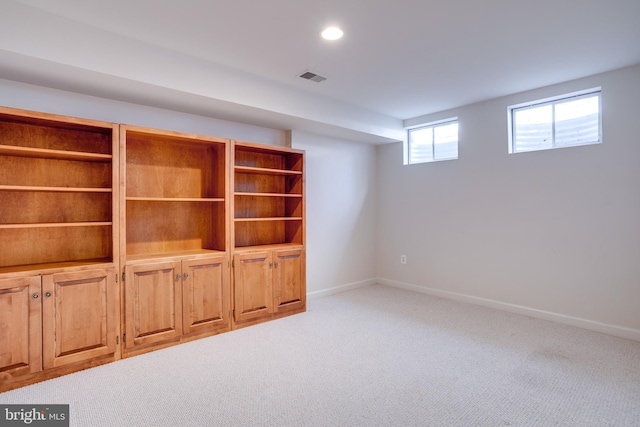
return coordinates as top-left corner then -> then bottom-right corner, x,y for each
2,284 -> 639,426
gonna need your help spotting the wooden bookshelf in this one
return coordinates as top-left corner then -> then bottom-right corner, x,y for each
119,125 -> 231,356
0,107 -> 117,271
231,141 -> 306,326
0,106 -> 119,393
121,126 -> 229,260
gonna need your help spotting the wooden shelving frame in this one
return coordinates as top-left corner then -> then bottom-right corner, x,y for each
0,106 -> 118,274
119,125 -> 231,358
119,125 -> 230,263
232,141 -> 305,250
1,106 -> 306,391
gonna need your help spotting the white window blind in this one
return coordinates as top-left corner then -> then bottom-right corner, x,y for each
509,90 -> 601,153
407,120 -> 458,164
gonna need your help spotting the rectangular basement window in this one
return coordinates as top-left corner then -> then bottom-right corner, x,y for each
406,118 -> 458,164
508,88 -> 601,154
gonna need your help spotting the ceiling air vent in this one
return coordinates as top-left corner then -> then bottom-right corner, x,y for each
298,71 -> 327,83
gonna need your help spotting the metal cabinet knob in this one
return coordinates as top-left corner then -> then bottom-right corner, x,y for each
45,292 -> 52,298
32,293 -> 39,299
183,273 -> 189,279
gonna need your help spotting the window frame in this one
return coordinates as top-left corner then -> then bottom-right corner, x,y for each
405,118 -> 459,165
507,88 -> 602,154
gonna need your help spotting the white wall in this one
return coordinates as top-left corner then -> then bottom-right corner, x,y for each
0,78 -> 379,295
291,131 -> 378,296
0,78 -> 286,145
376,64 -> 640,339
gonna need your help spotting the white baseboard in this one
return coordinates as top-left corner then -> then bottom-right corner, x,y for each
377,278 -> 640,342
306,278 -> 376,299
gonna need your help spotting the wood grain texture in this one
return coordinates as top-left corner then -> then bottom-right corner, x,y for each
0,106 -> 116,272
234,195 -> 285,218
235,149 -> 286,170
0,114 -> 112,154
0,226 -> 112,268
232,142 -> 304,250
0,191 -> 111,224
182,255 -> 230,335
0,145 -> 112,161
0,276 -> 42,379
273,248 -> 305,313
230,141 -> 306,330
0,155 -> 111,188
121,125 -> 228,260
234,220 -> 304,247
126,201 -> 225,255
42,268 -> 117,369
124,261 -> 182,349
233,251 -> 273,322
0,352 -> 116,393
125,134 -> 224,199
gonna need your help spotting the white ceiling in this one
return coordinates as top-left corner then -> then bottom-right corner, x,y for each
2,0 -> 640,143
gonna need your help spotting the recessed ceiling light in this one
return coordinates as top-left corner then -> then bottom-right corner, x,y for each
321,26 -> 343,41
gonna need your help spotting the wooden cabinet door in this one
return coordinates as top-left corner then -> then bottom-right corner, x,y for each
233,251 -> 273,322
42,268 -> 117,369
182,255 -> 230,335
273,249 -> 305,313
124,261 -> 182,349
0,276 -> 42,379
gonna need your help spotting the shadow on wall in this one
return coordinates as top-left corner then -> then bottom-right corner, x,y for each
293,134 -> 377,294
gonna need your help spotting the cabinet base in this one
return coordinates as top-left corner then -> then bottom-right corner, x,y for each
121,323 -> 233,359
231,305 -> 306,330
0,353 -> 117,393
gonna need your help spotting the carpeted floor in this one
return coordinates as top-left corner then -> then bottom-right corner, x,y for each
2,284 -> 639,426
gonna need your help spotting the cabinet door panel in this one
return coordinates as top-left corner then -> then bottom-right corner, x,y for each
0,276 -> 42,379
42,268 -> 117,369
233,252 -> 272,322
182,255 -> 230,335
124,261 -> 182,349
273,249 -> 305,313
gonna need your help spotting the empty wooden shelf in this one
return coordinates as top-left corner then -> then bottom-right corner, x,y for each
231,141 -> 306,327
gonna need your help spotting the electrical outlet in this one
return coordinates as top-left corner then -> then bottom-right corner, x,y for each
400,254 -> 407,264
